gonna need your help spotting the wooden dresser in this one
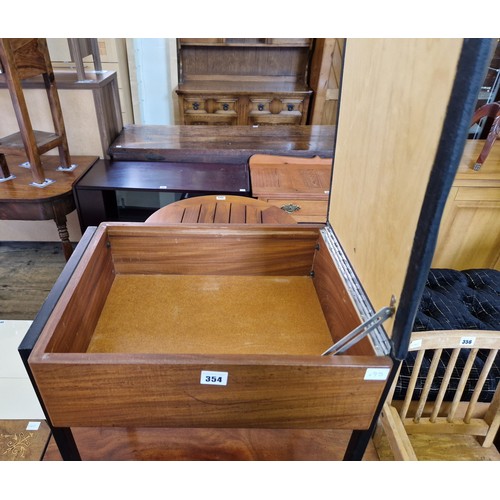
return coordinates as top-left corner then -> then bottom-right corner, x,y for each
249,154 -> 332,223
175,39 -> 313,126
432,140 -> 500,270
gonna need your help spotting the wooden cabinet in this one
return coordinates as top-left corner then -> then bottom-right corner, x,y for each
249,154 -> 332,223
175,39 -> 313,126
432,140 -> 500,270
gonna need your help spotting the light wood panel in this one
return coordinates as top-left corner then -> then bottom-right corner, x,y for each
329,39 -> 463,337
432,141 -> 500,270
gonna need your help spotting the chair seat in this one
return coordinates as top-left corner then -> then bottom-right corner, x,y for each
376,428 -> 500,461
0,130 -> 64,155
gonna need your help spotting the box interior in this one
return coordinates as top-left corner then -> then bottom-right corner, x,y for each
45,224 -> 375,357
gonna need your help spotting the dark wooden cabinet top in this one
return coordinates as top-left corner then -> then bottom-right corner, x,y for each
75,159 -> 250,195
109,125 -> 335,164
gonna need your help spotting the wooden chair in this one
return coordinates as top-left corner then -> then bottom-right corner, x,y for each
67,39 -> 103,81
374,330 -> 500,460
145,195 -> 297,224
469,101 -> 500,171
0,38 -> 74,186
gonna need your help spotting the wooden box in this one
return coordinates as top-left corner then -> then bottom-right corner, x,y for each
23,39 -> 490,460
28,222 -> 391,430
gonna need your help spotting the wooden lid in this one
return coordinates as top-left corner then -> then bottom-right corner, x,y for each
329,39 -> 463,338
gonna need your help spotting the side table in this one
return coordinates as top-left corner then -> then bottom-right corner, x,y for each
0,155 -> 98,260
73,159 -> 250,231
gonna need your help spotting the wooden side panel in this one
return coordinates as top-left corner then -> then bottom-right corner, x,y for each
107,224 -> 320,276
29,355 -> 391,429
36,226 -> 115,354
312,240 -> 374,356
329,39 -> 464,335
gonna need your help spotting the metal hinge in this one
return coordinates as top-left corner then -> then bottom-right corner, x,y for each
322,296 -> 396,356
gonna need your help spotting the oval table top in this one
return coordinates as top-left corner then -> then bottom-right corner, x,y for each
145,195 -> 297,225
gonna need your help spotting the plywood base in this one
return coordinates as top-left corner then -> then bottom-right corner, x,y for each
88,274 -> 333,356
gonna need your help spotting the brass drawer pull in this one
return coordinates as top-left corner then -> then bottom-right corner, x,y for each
281,203 -> 301,213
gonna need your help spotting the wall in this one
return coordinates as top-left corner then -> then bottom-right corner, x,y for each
127,38 -> 178,126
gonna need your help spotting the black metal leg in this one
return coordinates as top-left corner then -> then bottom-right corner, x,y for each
51,428 -> 81,460
343,360 -> 403,461
18,228 -> 96,461
343,429 -> 373,461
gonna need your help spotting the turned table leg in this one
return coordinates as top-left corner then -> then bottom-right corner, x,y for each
54,215 -> 73,261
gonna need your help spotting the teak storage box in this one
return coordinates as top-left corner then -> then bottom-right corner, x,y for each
23,39 -> 491,460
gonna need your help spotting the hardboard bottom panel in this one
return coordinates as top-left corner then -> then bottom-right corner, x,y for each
86,274 -> 333,355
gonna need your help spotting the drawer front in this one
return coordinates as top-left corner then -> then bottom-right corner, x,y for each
183,96 -> 239,125
265,198 -> 328,223
31,358 -> 390,429
248,96 -> 304,125
184,114 -> 238,126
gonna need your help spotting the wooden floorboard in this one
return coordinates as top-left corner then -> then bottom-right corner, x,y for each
0,242 -> 68,320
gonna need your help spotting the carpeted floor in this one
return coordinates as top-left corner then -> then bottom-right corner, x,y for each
0,242 -> 68,320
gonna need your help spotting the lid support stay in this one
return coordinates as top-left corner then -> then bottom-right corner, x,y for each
322,297 -> 395,356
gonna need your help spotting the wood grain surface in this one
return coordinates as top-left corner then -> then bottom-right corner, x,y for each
108,124 -> 335,163
145,195 -> 296,224
107,224 -> 321,276
43,427 -> 380,461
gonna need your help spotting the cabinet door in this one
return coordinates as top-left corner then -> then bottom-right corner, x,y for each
432,187 -> 500,270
